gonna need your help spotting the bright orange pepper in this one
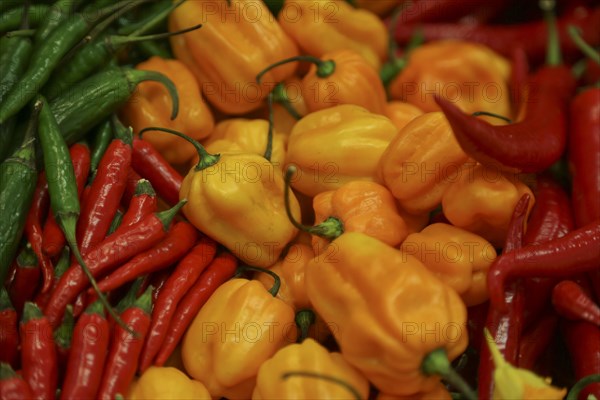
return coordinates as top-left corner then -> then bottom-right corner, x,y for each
384,101 -> 424,132
377,382 -> 452,400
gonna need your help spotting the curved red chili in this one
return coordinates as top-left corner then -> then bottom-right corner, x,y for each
116,178 -> 157,232
561,320 -> 600,399
517,312 -> 558,369
553,280 -> 600,326
0,288 -> 18,368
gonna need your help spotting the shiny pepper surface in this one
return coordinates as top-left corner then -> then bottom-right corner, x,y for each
389,40 -> 511,116
121,57 -> 214,166
441,164 -> 535,247
377,382 -> 451,400
401,223 -> 497,306
169,0 -> 299,115
180,152 -> 301,267
278,0 -> 387,70
286,104 -> 397,197
306,232 -> 468,396
378,112 -> 472,215
128,366 -> 211,399
252,338 -> 370,399
384,101 -> 424,132
182,279 -> 297,399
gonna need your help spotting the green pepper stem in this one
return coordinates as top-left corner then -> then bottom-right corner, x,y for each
5,29 -> 35,38
109,23 -> 203,50
0,287 -> 13,310
256,55 -> 336,84
0,362 -> 17,379
421,348 -> 478,400
567,25 -> 600,65
54,247 -> 71,279
107,209 -> 124,236
138,127 -> 220,171
236,265 -> 282,297
540,0 -> 562,66
281,371 -> 362,400
264,91 -> 274,161
273,83 -> 302,120
22,302 -> 43,323
284,166 -> 344,239
111,116 -> 133,146
116,277 -> 145,314
155,199 -> 187,231
84,299 -> 105,316
295,309 -> 315,343
133,179 -> 156,197
53,305 -> 74,349
126,70 -> 180,120
471,111 -> 513,124
565,374 -> 600,400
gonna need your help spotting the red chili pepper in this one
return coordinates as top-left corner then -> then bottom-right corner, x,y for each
23,173 -> 53,293
60,300 -> 110,400
393,6 -> 600,63
44,200 -> 186,327
395,0 -> 507,24
488,219 -> 600,313
509,46 -> 529,119
0,363 -> 34,400
478,194 -> 529,400
154,251 -> 237,366
33,247 -> 70,310
117,178 -> 157,232
76,134 -> 132,256
552,280 -> 600,326
93,221 -> 198,294
20,302 -> 57,400
97,287 -> 153,400
8,245 -> 40,317
0,288 -> 18,368
42,143 -> 91,259
517,312 -> 558,369
138,236 -> 218,372
132,137 -> 183,207
122,169 -> 143,207
561,320 -> 600,400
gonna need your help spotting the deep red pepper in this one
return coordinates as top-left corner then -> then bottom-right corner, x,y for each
60,300 -> 110,400
42,143 -> 91,259
94,221 -> 198,294
44,200 -> 185,327
154,251 -> 237,366
33,247 -> 70,310
76,134 -> 132,256
132,137 -> 183,207
97,287 -> 153,400
478,194 -> 529,400
509,46 -> 529,119
8,245 -> 40,317
561,320 -> 600,400
116,178 -> 157,232
0,363 -> 34,400
552,280 -> 600,325
147,268 -> 173,304
517,312 -> 558,369
0,288 -> 18,368
394,0 -> 507,25
138,236 -> 218,372
23,173 -> 53,293
20,302 -> 57,400
122,168 -> 143,208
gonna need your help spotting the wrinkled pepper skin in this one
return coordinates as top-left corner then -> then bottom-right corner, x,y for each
306,232 -> 468,396
286,104 -> 397,197
121,56 -> 215,166
200,119 -> 287,170
301,50 -> 388,115
252,338 -> 369,400
278,0 -> 387,70
169,0 -> 299,115
389,40 -> 511,117
128,366 -> 211,400
441,164 -> 535,247
312,181 -> 409,252
182,279 -> 297,399
180,153 -> 301,267
401,223 -> 497,306
378,112 -> 472,215
384,101 -> 424,132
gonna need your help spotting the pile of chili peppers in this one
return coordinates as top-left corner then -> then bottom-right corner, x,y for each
1,0 -> 600,399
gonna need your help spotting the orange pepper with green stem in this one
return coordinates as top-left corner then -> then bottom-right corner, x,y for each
168,0 -> 299,115
278,0 -> 388,70
120,56 -> 214,167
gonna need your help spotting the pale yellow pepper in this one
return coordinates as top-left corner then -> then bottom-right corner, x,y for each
127,366 -> 211,400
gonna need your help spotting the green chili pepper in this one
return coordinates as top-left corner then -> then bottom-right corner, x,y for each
36,94 -> 132,333
33,0 -> 82,46
90,120 -> 113,174
0,4 -> 48,33
0,100 -> 42,285
49,67 -> 179,145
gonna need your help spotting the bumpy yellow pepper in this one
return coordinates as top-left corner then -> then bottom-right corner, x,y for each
401,223 -> 498,306
384,101 -> 424,132
378,112 -> 472,215
252,338 -> 370,400
376,382 -> 451,400
305,232 -> 469,396
127,366 -> 211,400
278,0 -> 388,70
285,104 -> 397,197
183,278 -> 297,399
441,164 -> 535,247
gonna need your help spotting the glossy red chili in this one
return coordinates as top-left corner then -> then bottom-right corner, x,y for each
33,247 -> 70,310
0,288 -> 18,368
561,320 -> 600,400
552,280 -> 600,326
0,363 -> 34,400
122,169 -> 143,207
518,312 -> 558,369
116,178 -> 157,232
8,246 -> 40,317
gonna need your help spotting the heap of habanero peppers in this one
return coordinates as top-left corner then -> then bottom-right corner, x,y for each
1,0 -> 600,399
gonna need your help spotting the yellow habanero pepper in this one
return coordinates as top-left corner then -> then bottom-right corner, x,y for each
441,164 -> 535,248
305,232 -> 470,397
401,223 -> 498,306
378,112 -> 472,215
120,56 -> 214,166
278,0 -> 388,70
376,382 -> 452,400
272,78 -> 308,135
127,366 -> 211,400
169,0 -> 299,115
252,338 -> 370,400
384,101 -> 424,132
182,278 -> 297,400
286,104 -> 397,197
388,40 -> 511,117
